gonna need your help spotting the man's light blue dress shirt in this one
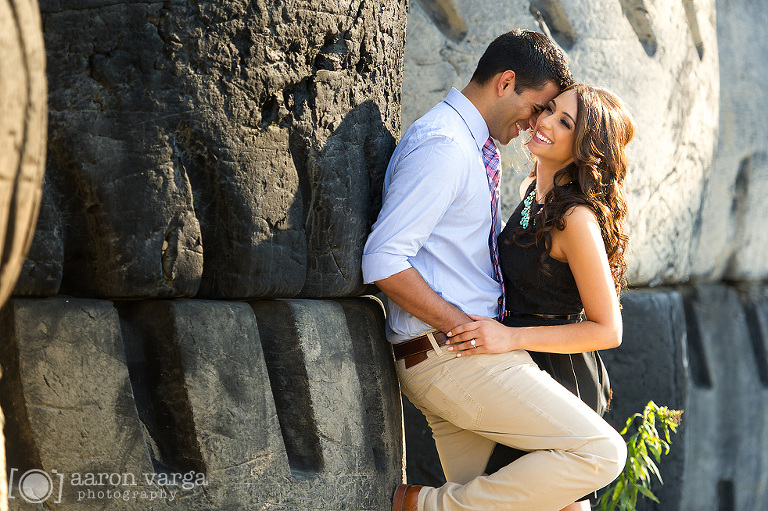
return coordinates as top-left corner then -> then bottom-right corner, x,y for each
362,88 -> 503,343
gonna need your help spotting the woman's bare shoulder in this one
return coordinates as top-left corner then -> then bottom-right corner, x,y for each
561,204 -> 600,236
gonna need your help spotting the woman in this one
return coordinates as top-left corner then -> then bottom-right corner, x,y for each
445,84 -> 635,510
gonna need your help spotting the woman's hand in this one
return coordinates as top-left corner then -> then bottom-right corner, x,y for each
445,314 -> 516,357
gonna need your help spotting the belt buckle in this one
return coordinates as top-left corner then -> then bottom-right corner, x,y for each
425,331 -> 445,356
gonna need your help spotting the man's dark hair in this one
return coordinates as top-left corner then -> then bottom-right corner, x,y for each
470,29 -> 573,93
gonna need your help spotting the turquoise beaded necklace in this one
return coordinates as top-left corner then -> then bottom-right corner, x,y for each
519,188 -> 537,229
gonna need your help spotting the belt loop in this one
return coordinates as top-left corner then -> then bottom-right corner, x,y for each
426,331 -> 444,357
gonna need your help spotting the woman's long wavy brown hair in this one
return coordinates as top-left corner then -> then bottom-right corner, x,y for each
513,84 -> 635,296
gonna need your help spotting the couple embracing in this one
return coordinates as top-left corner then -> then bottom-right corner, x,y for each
362,29 -> 635,511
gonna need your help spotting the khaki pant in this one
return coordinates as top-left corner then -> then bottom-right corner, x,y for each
397,345 -> 626,511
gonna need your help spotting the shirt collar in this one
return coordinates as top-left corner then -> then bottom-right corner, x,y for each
443,88 -> 490,152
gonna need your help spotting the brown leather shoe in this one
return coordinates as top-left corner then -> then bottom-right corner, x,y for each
392,483 -> 422,511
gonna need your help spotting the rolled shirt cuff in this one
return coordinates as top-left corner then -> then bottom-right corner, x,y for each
361,252 -> 412,284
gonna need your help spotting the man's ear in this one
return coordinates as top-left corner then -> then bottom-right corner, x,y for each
497,70 -> 516,96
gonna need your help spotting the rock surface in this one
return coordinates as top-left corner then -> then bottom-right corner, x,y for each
12,181 -> 62,297
0,296 -> 402,510
0,298 -> 155,509
675,284 -> 768,510
600,288 -> 689,510
117,299 -> 290,509
692,0 -> 768,282
32,0 -> 405,300
250,298 -> 403,508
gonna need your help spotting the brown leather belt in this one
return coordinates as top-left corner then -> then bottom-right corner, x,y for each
393,331 -> 448,369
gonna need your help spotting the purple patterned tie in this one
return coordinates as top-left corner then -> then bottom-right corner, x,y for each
482,137 -> 505,320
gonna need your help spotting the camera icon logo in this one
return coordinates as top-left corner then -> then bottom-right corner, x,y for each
19,469 -> 53,503
8,468 -> 64,504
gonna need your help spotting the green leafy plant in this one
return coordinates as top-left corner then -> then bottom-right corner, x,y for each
595,401 -> 683,511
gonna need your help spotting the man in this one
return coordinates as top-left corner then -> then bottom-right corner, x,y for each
362,30 -> 626,511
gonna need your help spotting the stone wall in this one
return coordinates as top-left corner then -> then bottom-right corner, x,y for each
692,0 -> 768,281
22,0 -> 405,300
401,0 -> 768,509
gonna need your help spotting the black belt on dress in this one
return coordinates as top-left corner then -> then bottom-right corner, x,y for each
503,310 -> 583,321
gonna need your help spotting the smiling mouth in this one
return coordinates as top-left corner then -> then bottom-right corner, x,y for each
534,130 -> 553,144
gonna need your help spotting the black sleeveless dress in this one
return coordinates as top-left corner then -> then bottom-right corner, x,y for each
484,180 -> 611,481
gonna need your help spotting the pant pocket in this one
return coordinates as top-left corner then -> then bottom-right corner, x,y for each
415,365 -> 483,430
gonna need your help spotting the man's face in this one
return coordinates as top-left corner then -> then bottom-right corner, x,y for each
491,81 -> 561,145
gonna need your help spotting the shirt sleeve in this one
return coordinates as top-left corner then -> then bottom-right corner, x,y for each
362,136 -> 468,283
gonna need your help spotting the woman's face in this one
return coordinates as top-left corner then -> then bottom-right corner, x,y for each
527,89 -> 578,168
